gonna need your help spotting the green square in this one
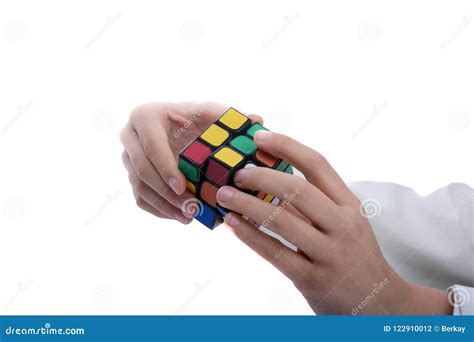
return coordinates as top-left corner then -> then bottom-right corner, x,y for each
178,157 -> 199,182
284,164 -> 294,174
229,135 -> 257,155
246,123 -> 268,138
276,160 -> 289,172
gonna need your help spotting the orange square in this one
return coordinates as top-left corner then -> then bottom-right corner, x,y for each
200,181 -> 219,207
256,150 -> 277,167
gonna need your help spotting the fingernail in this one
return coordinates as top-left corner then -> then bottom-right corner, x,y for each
217,187 -> 234,203
169,177 -> 180,195
226,214 -> 240,227
174,212 -> 190,224
233,169 -> 247,184
254,130 -> 272,141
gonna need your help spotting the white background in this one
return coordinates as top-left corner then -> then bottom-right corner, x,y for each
0,0 -> 472,314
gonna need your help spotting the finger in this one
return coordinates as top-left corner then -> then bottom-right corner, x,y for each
224,213 -> 311,280
254,131 -> 359,206
233,167 -> 346,231
121,131 -> 193,208
131,113 -> 187,196
247,114 -> 263,125
169,103 -> 263,132
217,186 -> 326,260
168,102 -> 227,132
134,180 -> 192,224
122,150 -> 192,224
134,194 -> 172,220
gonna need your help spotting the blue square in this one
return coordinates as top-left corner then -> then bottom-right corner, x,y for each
195,203 -> 217,229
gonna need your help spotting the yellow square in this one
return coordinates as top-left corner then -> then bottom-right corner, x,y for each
263,194 -> 274,203
186,181 -> 196,195
200,124 -> 230,147
214,147 -> 243,167
218,108 -> 248,130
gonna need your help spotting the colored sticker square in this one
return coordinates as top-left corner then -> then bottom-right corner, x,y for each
263,194 -> 274,203
183,140 -> 212,165
229,135 -> 257,155
179,157 -> 199,182
256,150 -> 277,168
284,165 -> 294,174
247,123 -> 268,138
275,160 -> 289,172
271,197 -> 281,206
218,108 -> 248,130
214,147 -> 244,168
195,203 -> 217,229
206,159 -> 230,186
200,181 -> 219,207
200,124 -> 230,147
186,181 -> 196,195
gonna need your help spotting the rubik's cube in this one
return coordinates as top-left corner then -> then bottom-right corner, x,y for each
178,108 -> 293,229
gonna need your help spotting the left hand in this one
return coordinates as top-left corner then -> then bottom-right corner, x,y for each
216,130 -> 452,315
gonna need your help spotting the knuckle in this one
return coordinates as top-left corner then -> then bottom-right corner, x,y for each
273,210 -> 293,230
265,240 -> 282,261
135,181 -> 147,195
233,192 -> 250,211
129,106 -> 143,122
128,172 -> 138,186
135,196 -> 147,209
309,150 -> 327,166
292,177 -> 308,194
135,163 -> 149,180
142,137 -> 161,161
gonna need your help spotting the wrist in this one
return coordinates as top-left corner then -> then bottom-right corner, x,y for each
400,282 -> 453,315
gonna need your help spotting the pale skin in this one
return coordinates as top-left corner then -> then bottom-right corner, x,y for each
120,102 -> 453,315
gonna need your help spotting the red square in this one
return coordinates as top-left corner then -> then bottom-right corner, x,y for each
183,141 -> 211,166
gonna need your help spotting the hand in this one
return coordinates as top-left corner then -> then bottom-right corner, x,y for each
120,102 -> 262,224
216,130 -> 453,315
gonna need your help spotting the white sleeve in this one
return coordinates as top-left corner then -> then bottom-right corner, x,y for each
349,182 -> 474,315
447,285 -> 474,315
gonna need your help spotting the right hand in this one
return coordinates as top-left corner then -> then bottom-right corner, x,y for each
119,102 -> 262,224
